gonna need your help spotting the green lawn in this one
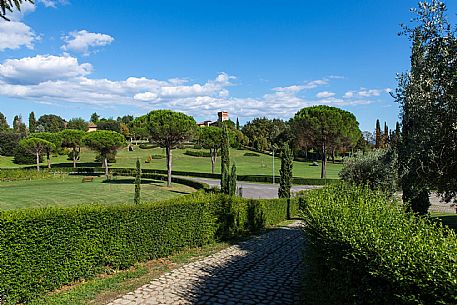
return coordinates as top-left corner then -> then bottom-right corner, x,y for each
0,175 -> 195,210
0,146 -> 343,179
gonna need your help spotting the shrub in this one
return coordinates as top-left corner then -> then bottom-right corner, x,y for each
243,152 -> 260,157
0,193 -> 297,304
0,169 -> 54,181
138,144 -> 154,149
339,149 -> 398,194
13,143 -> 43,165
301,184 -> 457,305
0,131 -> 22,156
94,152 -> 117,164
184,150 -> 221,158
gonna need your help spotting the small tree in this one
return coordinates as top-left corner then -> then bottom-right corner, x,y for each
199,126 -> 223,174
0,112 -> 9,131
278,143 -> 293,199
67,118 -> 89,131
28,112 -> 37,133
19,138 -> 55,171
229,164 -> 237,196
31,132 -> 62,168
134,158 -> 141,204
83,130 -> 126,179
37,114 -> 66,133
60,129 -> 85,168
90,112 -> 100,124
146,110 -> 196,187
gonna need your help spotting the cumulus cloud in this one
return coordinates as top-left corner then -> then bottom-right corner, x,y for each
0,55 -> 92,85
62,30 -> 114,55
0,21 -> 36,51
0,55 -> 388,120
343,88 -> 391,99
316,91 -> 335,98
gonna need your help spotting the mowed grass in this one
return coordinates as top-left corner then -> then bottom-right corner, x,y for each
0,175 -> 195,210
0,146 -> 343,179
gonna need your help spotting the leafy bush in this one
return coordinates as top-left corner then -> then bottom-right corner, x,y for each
243,152 -> 260,157
184,150 -> 220,157
138,144 -> 154,149
0,169 -> 54,181
0,131 -> 22,156
94,152 -> 116,163
339,149 -> 398,194
0,193 -> 297,304
300,184 -> 457,305
13,143 -> 43,165
144,154 -> 165,163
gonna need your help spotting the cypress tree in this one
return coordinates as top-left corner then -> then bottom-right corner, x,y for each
383,122 -> 389,147
278,143 -> 293,199
0,112 -> 8,131
220,123 -> 230,194
29,112 -> 37,133
236,117 -> 240,130
375,119 -> 382,148
229,163 -> 237,196
134,158 -> 141,204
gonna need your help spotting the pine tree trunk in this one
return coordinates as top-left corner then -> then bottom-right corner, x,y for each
47,151 -> 51,169
211,149 -> 216,174
166,146 -> 172,187
104,157 -> 109,179
36,152 -> 40,171
321,142 -> 327,179
73,147 -> 77,168
332,147 -> 335,164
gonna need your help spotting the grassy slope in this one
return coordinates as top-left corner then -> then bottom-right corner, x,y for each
0,176 -> 195,210
0,146 -> 343,179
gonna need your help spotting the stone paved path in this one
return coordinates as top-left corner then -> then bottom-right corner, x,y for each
108,221 -> 305,305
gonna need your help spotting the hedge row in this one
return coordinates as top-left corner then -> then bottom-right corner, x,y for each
183,150 -> 220,158
0,193 -> 297,304
0,169 -> 57,182
300,184 -> 457,305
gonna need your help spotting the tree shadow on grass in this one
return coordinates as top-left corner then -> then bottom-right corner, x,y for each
167,226 -> 306,305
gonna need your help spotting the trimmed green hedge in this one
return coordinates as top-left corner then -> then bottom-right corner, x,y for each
0,169 -> 56,181
300,184 -> 457,305
184,150 -> 220,158
0,193 -> 297,304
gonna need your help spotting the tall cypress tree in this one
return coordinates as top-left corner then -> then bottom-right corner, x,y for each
229,163 -> 237,196
220,123 -> 230,194
134,158 -> 141,204
375,119 -> 382,148
236,117 -> 240,130
29,112 -> 37,133
0,112 -> 8,131
383,122 -> 389,147
278,143 -> 293,199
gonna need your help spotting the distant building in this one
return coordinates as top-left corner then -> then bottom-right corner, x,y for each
197,120 -> 213,127
218,111 -> 229,122
88,122 -> 97,132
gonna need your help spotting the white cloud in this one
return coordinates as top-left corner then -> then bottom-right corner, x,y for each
0,21 -> 37,51
0,56 -> 385,120
0,55 -> 92,84
62,30 -> 114,55
358,89 -> 382,97
316,91 -> 335,98
39,0 -> 67,8
303,79 -> 328,89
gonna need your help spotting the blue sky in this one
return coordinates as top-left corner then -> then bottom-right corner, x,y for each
0,0 -> 455,131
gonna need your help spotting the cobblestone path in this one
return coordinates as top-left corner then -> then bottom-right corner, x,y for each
108,221 -> 305,305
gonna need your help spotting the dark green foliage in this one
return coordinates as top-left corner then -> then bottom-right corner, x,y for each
229,164 -> 237,196
37,114 -> 66,133
60,129 -> 85,168
97,119 -> 121,133
18,138 -> 55,170
0,193 -> 297,304
402,172 -> 430,215
198,126 -> 223,174
241,117 -> 286,150
0,0 -> 33,21
0,112 -> 9,130
145,110 -> 196,187
0,130 -> 22,156
0,169 -> 53,181
278,143 -> 293,198
134,158 -> 141,204
375,119 -> 382,148
90,113 -> 100,124
339,149 -> 398,194
301,184 -> 457,305
184,150 -> 221,158
243,152 -> 260,157
67,118 -> 89,131
28,112 -> 37,133
30,132 -> 62,168
220,124 -> 230,193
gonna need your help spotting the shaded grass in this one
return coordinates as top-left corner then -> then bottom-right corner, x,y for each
0,175 -> 195,210
0,146 -> 343,179
431,212 -> 457,232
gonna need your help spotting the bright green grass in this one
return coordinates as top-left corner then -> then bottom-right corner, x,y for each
0,146 -> 343,179
0,175 -> 195,210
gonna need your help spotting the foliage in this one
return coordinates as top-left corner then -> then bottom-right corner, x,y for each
18,138 -> 55,170
0,130 -> 22,156
67,118 -> 89,131
28,112 -> 37,133
278,143 -> 293,198
198,126 -> 222,174
134,158 -> 141,204
0,193 -> 297,304
60,129 -> 85,168
0,0 -> 33,21
293,105 -> 361,179
97,119 -> 121,133
220,124 -> 230,194
90,113 -> 100,124
0,112 -> 9,130
37,114 -> 66,133
30,132 -> 62,168
146,110 -> 196,186
184,149 -> 221,158
0,169 -> 53,181
83,131 -> 126,177
339,149 -> 398,194
12,115 -> 27,134
229,164 -> 237,196
394,0 -> 457,209
375,119 -> 382,148
301,184 -> 457,305
241,117 -> 286,150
